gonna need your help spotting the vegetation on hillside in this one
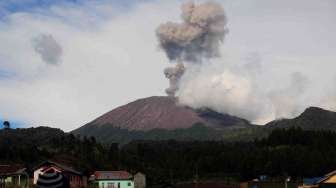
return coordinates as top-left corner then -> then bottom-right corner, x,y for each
2,126 -> 336,186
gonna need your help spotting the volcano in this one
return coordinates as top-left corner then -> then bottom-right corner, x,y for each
74,96 -> 251,132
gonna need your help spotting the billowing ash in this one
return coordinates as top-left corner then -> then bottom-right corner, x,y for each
156,1 -> 333,124
32,34 -> 63,65
156,1 -> 227,96
164,62 -> 185,96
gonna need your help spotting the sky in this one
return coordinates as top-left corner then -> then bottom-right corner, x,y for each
0,0 -> 335,131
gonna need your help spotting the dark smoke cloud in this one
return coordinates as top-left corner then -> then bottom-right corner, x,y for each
32,34 -> 63,65
156,1 -> 227,96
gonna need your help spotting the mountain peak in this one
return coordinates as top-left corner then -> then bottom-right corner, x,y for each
300,106 -> 331,117
266,106 -> 336,130
74,96 -> 250,132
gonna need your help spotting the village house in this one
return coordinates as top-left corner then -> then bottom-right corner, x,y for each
33,160 -> 87,188
0,164 -> 29,188
89,171 -> 134,188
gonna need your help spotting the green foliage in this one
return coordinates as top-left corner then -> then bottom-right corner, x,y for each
2,126 -> 336,187
0,127 -> 107,171
73,123 -> 268,144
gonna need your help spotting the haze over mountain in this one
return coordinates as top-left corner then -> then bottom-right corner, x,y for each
72,97 -> 336,143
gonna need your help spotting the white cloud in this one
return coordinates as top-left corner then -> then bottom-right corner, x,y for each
1,0 -> 336,131
0,0 -> 181,131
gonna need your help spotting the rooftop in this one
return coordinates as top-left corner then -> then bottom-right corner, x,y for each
93,171 -> 133,180
0,165 -> 26,176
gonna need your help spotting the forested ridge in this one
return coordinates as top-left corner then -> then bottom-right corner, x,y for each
1,126 -> 336,186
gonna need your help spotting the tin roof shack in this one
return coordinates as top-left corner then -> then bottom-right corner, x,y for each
89,171 -> 134,188
33,161 -> 87,188
316,170 -> 336,188
0,165 -> 29,188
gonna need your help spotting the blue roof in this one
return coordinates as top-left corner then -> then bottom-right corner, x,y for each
303,177 -> 324,185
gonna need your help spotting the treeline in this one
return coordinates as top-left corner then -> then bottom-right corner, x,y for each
120,128 -> 336,183
1,127 -> 336,185
0,127 -> 108,172
73,123 -> 267,144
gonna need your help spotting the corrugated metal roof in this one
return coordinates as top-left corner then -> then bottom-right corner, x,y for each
94,171 -> 133,180
0,165 -> 26,175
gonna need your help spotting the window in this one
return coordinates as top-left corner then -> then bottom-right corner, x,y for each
128,182 -> 131,186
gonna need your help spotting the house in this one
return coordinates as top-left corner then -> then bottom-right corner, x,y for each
0,164 -> 29,188
33,160 -> 87,188
316,170 -> 336,188
134,172 -> 146,188
89,171 -> 134,188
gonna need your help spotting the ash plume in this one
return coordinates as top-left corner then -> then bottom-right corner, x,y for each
32,34 -> 63,65
156,1 -> 228,96
164,62 -> 185,96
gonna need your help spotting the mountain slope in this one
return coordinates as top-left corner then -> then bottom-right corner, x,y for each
265,107 -> 336,130
76,96 -> 250,131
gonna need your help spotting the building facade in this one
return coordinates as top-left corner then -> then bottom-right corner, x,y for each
90,171 -> 134,188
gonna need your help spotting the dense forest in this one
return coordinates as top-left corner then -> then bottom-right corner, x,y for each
73,123 -> 268,144
1,127 -> 336,186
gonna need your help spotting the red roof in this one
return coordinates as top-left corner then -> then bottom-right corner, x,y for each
0,165 -> 26,175
94,171 -> 132,180
34,160 -> 82,175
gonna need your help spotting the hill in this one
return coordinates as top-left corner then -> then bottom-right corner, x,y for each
265,107 -> 336,130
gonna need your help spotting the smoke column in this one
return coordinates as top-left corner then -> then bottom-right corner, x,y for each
156,1 -> 228,96
156,1 -> 334,124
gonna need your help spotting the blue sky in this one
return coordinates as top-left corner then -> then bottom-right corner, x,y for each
0,119 -> 24,129
0,0 -> 146,16
0,0 -> 336,131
